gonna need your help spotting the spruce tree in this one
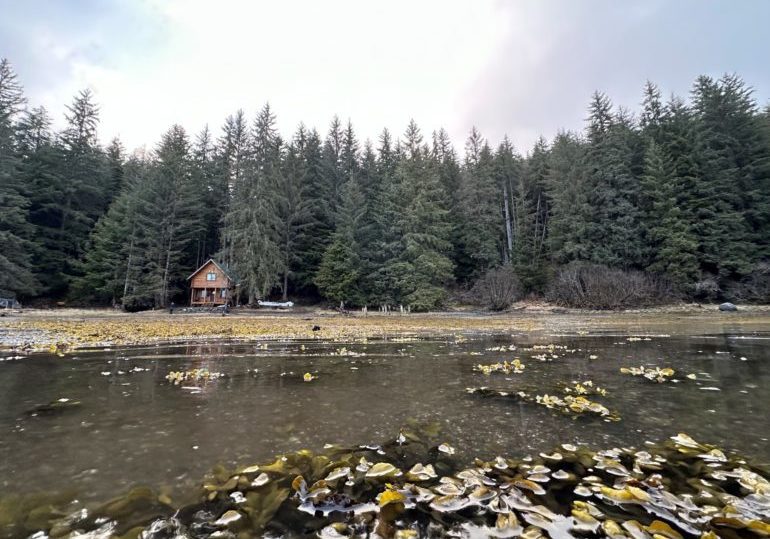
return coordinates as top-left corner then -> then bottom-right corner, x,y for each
141,125 -> 204,306
60,90 -> 111,251
390,121 -> 454,310
315,173 -> 366,306
545,131 -> 591,264
510,137 -> 548,290
0,58 -> 39,297
222,104 -> 282,303
691,75 -> 767,275
321,116 -> 345,222
640,140 -> 699,288
456,127 -> 502,282
355,140 -> 384,304
17,107 -> 68,295
368,129 -> 403,306
276,125 -> 314,299
191,125 -> 220,267
216,110 -> 251,269
291,128 -> 329,294
73,157 -> 152,305
584,93 -> 645,268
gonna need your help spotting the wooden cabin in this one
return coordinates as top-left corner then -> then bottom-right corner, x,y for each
187,259 -> 237,306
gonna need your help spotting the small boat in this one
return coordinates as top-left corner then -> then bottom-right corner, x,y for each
257,300 -> 294,309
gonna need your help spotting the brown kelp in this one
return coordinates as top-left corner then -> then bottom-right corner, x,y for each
474,359 -> 526,375
466,385 -> 620,422
165,369 -> 225,385
2,433 -> 768,539
620,366 -> 677,383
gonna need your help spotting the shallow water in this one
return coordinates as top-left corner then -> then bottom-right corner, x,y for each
1,330 -> 769,503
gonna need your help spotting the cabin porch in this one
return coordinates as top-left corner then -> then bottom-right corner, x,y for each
190,287 -> 229,306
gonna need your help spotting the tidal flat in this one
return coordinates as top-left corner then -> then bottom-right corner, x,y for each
1,309 -> 769,538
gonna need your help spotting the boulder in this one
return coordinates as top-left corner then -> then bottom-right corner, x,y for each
718,302 -> 737,312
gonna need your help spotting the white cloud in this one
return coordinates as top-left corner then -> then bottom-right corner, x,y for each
5,0 -> 769,154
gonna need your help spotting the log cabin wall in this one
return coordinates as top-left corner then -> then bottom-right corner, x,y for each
190,261 -> 231,289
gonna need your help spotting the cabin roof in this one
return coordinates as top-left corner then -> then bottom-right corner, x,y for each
186,259 -> 237,283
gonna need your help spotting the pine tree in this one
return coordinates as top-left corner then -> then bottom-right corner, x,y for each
222,104 -> 283,303
315,173 -> 367,306
0,58 -> 39,297
584,93 -> 645,268
390,121 -> 454,310
59,90 -> 111,255
105,138 -> 125,201
367,129 -> 403,305
456,127 -> 502,282
432,128 -> 463,279
545,131 -> 591,264
321,116 -> 345,223
27,89 -> 112,297
191,125 -> 220,268
640,81 -> 664,138
17,107 -> 68,295
141,125 -> 205,307
291,128 -> 329,294
510,137 -> 548,290
690,75 -> 767,276
355,140 -> 384,304
72,157 -> 152,305
276,125 -> 314,299
216,110 -> 251,269
640,140 -> 699,288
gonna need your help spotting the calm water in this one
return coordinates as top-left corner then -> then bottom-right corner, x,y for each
1,331 -> 769,503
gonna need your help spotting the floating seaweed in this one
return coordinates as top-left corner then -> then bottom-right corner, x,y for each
560,380 -> 609,397
165,369 -> 224,385
474,359 -> 526,375
467,387 -> 620,421
620,365 -> 676,383
536,394 -> 618,421
4,432 -> 769,539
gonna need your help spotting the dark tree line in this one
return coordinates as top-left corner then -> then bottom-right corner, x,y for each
2,57 -> 769,309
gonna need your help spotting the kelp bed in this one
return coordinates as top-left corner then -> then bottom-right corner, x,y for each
5,309 -> 770,352
2,432 -> 768,539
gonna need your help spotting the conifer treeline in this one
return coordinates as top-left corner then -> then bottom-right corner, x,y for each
1,57 -> 769,309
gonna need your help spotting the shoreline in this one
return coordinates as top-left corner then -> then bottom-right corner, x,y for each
2,304 -> 770,351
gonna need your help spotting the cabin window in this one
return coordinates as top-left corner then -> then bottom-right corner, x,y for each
220,289 -> 227,298
206,272 -> 216,281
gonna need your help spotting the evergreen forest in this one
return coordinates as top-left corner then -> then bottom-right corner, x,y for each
2,57 -> 769,310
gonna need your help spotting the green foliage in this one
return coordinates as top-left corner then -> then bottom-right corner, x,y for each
584,94 -> 645,268
389,121 -> 455,310
314,237 -> 361,305
0,59 -> 39,297
221,104 -> 283,304
545,132 -> 591,264
455,128 -> 501,282
640,140 -> 699,289
4,54 -> 770,307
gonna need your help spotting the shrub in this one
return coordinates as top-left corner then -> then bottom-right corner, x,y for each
122,297 -> 154,312
546,262 -> 670,309
723,263 -> 770,303
693,276 -> 721,301
472,266 -> 521,311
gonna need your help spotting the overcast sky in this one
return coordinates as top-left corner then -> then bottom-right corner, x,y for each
2,0 -> 769,155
